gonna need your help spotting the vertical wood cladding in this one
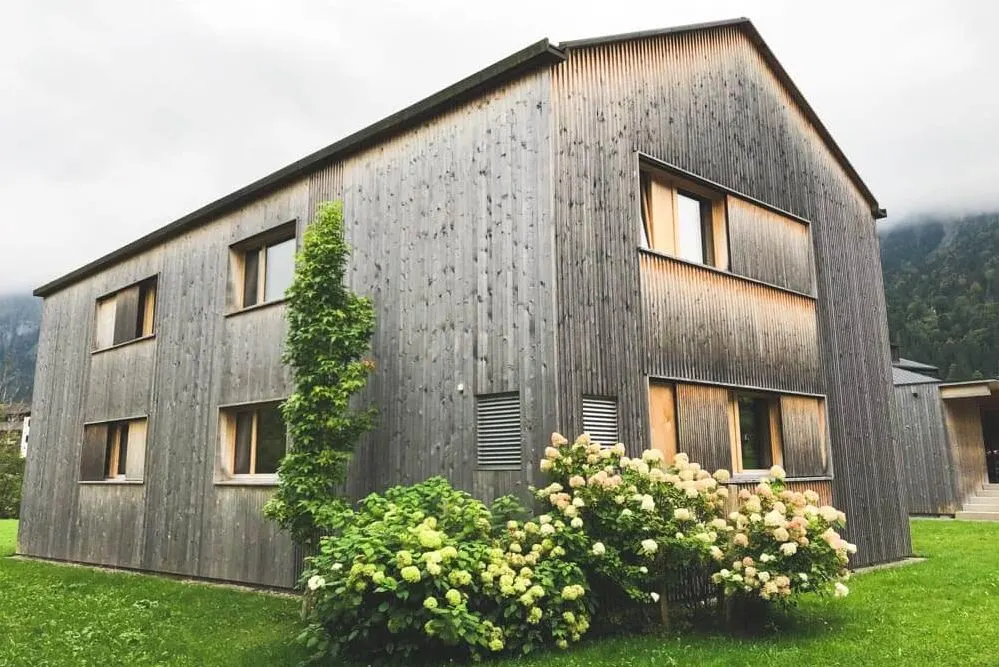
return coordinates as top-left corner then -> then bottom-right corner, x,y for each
942,398 -> 988,506
674,383 -> 731,472
552,26 -> 909,565
330,71 -> 555,503
780,395 -> 829,478
892,383 -> 958,515
20,71 -> 555,586
640,251 -> 821,394
726,197 -> 815,295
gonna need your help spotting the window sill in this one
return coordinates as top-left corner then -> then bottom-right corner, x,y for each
727,474 -> 833,484
215,476 -> 280,487
224,299 -> 286,318
92,334 -> 156,355
78,480 -> 144,485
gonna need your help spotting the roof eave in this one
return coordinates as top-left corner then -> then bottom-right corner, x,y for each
33,39 -> 566,298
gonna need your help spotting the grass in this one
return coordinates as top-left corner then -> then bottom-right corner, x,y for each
0,518 -> 996,665
0,519 -> 307,666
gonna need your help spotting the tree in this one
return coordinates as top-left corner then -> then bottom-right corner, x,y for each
264,201 -> 376,547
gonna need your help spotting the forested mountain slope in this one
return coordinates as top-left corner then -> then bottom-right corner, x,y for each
880,213 -> 999,381
0,294 -> 42,403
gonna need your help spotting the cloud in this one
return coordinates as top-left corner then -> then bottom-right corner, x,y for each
2,0 -> 996,290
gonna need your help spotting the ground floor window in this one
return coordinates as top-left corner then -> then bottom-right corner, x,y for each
729,391 -> 783,474
219,402 -> 287,480
80,417 -> 147,482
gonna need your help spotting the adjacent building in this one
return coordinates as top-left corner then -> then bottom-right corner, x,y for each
19,18 -> 911,587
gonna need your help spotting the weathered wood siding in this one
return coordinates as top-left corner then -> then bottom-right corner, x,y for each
942,398 -> 988,507
550,26 -> 909,565
641,251 -> 821,394
780,395 -> 829,478
674,383 -> 731,471
309,72 -> 556,504
891,382 -> 958,515
726,197 -> 815,295
20,71 -> 554,586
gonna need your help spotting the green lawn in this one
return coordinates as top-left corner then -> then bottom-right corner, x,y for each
0,519 -> 307,666
0,518 -> 996,666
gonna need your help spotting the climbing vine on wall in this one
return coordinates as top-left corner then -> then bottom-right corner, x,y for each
264,201 -> 376,547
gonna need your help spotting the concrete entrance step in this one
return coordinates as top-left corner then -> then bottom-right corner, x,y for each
955,510 -> 999,521
980,485 -> 999,496
962,502 -> 999,512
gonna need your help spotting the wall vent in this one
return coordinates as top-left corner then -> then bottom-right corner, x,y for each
476,393 -> 522,470
582,396 -> 619,446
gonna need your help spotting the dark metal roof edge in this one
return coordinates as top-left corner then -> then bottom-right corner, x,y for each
557,17 -> 753,49
34,39 -> 566,297
561,18 -> 885,221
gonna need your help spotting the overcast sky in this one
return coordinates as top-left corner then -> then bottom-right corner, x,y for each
2,0 -> 997,291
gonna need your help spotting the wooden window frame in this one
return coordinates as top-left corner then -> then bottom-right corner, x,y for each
229,221 -> 297,312
728,390 -> 783,476
93,276 -> 158,351
639,165 -> 729,270
218,401 -> 286,484
79,417 -> 148,484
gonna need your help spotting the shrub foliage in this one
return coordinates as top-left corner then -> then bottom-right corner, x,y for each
301,478 -> 589,664
264,201 -> 376,546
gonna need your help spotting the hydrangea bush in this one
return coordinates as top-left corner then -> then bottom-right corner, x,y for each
300,477 -> 590,664
713,466 -> 855,606
535,433 -> 732,628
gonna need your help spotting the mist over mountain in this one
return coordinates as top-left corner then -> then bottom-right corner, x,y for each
0,293 -> 41,404
880,211 -> 999,381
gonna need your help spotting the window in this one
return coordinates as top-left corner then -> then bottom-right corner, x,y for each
476,393 -> 522,470
232,223 -> 296,310
219,403 -> 287,479
728,392 -> 782,474
80,418 -> 147,482
582,396 -> 619,446
639,166 -> 728,269
94,277 -> 157,349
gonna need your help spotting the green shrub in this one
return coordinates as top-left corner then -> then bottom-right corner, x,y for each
535,433 -> 731,629
301,477 -> 590,664
714,468 -> 854,607
0,435 -> 23,519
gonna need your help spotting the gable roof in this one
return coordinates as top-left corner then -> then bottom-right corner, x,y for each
35,18 -> 882,298
560,19 -> 884,221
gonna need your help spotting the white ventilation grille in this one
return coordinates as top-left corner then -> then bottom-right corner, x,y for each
582,396 -> 619,446
476,393 -> 522,470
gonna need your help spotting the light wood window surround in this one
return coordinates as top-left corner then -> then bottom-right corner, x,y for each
228,221 -> 296,312
93,277 -> 157,351
728,391 -> 783,475
648,381 -> 678,461
79,417 -> 147,482
639,166 -> 729,270
218,402 -> 287,483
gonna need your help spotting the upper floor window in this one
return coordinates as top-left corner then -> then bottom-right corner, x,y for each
639,167 -> 729,270
80,417 -> 147,482
230,222 -> 296,311
219,402 -> 287,481
729,391 -> 783,474
94,276 -> 157,350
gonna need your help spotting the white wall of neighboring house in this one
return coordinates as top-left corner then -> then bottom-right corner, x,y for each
19,415 -> 29,458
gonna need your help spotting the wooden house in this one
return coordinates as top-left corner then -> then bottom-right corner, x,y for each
19,18 -> 911,588
893,362 -> 999,518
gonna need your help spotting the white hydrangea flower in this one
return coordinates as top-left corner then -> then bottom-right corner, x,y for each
592,542 -> 606,556
307,575 -> 326,591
